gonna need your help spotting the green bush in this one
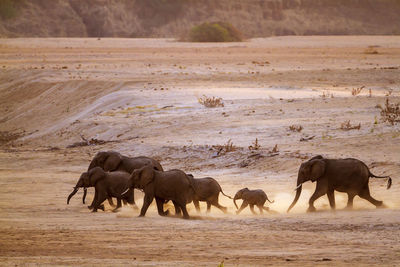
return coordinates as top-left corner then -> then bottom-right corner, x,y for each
188,22 -> 243,42
0,0 -> 18,19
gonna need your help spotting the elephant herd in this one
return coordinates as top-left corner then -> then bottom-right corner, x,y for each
67,151 -> 393,219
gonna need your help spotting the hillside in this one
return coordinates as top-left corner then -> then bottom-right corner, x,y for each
1,0 -> 400,38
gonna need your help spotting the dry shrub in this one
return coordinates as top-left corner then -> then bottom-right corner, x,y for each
340,120 -> 361,130
248,138 -> 261,150
213,139 -> 237,156
198,95 -> 224,108
289,125 -> 303,132
271,144 -> 279,153
364,46 -> 379,55
351,86 -> 364,96
188,21 -> 242,42
379,98 -> 400,125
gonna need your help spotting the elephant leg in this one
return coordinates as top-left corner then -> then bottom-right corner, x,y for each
88,189 -> 98,209
206,202 -> 211,213
179,204 -> 190,219
193,200 -> 201,213
307,182 -> 327,212
236,201 -> 248,214
92,190 -> 107,212
107,197 -> 115,207
155,197 -> 169,216
249,204 -> 257,215
112,198 -> 122,212
139,193 -> 154,217
173,201 -> 182,215
211,200 -> 228,213
307,190 -> 326,212
359,187 -> 383,208
258,205 -> 263,214
327,189 -> 336,210
346,193 -> 356,209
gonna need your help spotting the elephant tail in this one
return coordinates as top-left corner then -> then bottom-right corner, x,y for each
266,195 -> 274,203
369,172 -> 392,189
220,190 -> 233,200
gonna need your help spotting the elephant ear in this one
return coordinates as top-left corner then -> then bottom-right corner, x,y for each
88,167 -> 105,185
104,152 -> 122,171
309,159 -> 326,182
139,165 -> 154,188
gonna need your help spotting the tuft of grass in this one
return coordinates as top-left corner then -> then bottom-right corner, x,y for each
379,98 -> 400,125
340,120 -> 361,130
188,21 -> 242,42
289,125 -> 303,132
364,46 -> 379,55
351,86 -> 364,96
271,144 -> 279,153
213,139 -> 237,156
198,95 -> 224,108
248,138 -> 261,150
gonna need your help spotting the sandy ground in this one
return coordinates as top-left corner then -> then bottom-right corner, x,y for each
0,36 -> 400,266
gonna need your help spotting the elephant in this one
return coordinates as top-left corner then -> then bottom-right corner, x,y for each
287,155 -> 392,213
82,151 -> 163,208
233,188 -> 274,215
124,165 -> 194,219
68,167 -> 135,212
187,174 -> 232,213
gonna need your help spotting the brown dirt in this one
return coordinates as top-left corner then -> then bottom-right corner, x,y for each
0,36 -> 399,266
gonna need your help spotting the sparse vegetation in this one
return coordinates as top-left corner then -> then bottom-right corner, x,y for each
212,139 -> 237,156
289,125 -> 303,132
248,138 -> 261,150
0,0 -> 20,19
188,22 -> 243,42
351,86 -> 364,96
270,144 -> 279,153
379,98 -> 400,125
364,46 -> 379,55
340,120 -> 361,130
198,95 -> 224,108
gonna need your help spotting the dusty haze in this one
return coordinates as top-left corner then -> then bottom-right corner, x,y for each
0,36 -> 399,266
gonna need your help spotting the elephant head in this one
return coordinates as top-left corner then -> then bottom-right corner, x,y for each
287,155 -> 326,212
233,188 -> 249,209
128,165 -> 154,190
67,167 -> 106,204
88,151 -> 122,172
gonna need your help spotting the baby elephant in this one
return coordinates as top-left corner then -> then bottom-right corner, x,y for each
78,167 -> 135,212
234,188 -> 274,215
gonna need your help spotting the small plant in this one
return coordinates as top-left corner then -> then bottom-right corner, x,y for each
188,21 -> 243,42
340,120 -> 361,130
248,138 -> 261,150
364,46 -> 379,55
198,95 -> 224,108
289,125 -> 303,132
385,89 -> 393,97
212,139 -> 237,156
271,144 -> 279,153
351,86 -> 364,96
379,98 -> 400,125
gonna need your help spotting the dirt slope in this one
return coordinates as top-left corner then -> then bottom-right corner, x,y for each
1,0 -> 400,37
0,37 -> 399,266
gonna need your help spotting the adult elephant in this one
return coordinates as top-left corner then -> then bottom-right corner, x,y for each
187,174 -> 232,213
287,155 -> 392,212
125,165 -> 194,219
81,151 -> 163,208
68,167 -> 135,212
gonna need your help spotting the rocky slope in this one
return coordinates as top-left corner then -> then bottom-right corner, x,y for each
1,0 -> 400,38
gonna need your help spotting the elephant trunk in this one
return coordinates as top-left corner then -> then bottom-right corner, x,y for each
233,196 -> 239,209
287,176 -> 303,213
82,187 -> 87,204
67,187 -> 79,204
